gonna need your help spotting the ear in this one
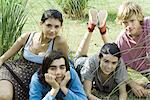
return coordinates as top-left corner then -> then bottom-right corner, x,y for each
40,21 -> 43,27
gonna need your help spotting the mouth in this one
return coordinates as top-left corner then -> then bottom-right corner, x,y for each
56,76 -> 64,80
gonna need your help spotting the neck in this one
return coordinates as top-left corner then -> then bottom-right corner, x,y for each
40,33 -> 51,44
99,68 -> 109,79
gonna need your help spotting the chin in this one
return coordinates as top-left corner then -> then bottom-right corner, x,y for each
57,80 -> 62,84
103,70 -> 111,75
56,79 -> 63,84
48,36 -> 55,39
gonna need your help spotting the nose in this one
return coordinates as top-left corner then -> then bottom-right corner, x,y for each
126,22 -> 132,31
107,63 -> 112,70
56,68 -> 61,75
50,27 -> 55,32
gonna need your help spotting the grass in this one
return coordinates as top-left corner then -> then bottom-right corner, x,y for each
22,0 -> 150,99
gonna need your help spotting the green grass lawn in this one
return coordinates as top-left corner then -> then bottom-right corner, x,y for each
23,0 -> 150,56
23,0 -> 150,99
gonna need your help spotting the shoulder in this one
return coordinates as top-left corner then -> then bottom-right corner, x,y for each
87,54 -> 99,67
54,36 -> 68,57
19,32 -> 33,45
70,67 -> 78,79
116,30 -> 126,43
115,58 -> 128,83
144,17 -> 150,26
116,58 -> 126,70
55,36 -> 67,44
144,16 -> 150,21
31,72 -> 39,82
82,54 -> 99,73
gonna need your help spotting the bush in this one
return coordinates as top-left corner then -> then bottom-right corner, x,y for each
0,0 -> 28,56
56,0 -> 88,19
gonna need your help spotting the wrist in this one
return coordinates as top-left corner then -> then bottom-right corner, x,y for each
50,88 -> 59,97
0,56 -> 4,65
0,56 -> 4,62
60,86 -> 68,95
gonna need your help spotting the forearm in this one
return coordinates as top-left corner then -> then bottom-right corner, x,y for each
119,83 -> 127,100
119,93 -> 127,100
50,88 -> 59,97
128,79 -> 138,87
101,33 -> 109,43
76,32 -> 92,56
0,40 -> 23,62
87,93 -> 101,100
60,86 -> 68,95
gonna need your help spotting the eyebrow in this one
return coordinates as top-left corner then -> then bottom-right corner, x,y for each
50,64 -> 65,67
103,59 -> 118,62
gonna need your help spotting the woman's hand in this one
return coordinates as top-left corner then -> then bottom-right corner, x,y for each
44,73 -> 59,89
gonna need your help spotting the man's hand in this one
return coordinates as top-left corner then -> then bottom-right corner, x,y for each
60,71 -> 70,88
130,81 -> 149,97
60,71 -> 70,95
44,73 -> 59,89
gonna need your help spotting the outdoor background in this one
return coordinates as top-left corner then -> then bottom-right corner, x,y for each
0,0 -> 150,99
23,0 -> 150,57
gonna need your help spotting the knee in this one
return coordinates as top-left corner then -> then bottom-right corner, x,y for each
0,80 -> 13,100
0,93 -> 13,100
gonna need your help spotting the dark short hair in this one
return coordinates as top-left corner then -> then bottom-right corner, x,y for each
38,50 -> 70,84
41,9 -> 63,25
99,43 -> 121,59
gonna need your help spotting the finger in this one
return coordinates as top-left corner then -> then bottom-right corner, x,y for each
141,89 -> 149,97
44,73 -> 49,79
64,71 -> 70,80
65,71 -> 70,77
137,89 -> 145,97
51,75 -> 56,80
132,88 -> 142,97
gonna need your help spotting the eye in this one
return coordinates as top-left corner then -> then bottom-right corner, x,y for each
112,62 -> 117,65
104,60 -> 109,63
123,21 -> 127,25
60,65 -> 66,70
49,67 -> 56,71
130,19 -> 134,22
55,25 -> 60,29
46,24 -> 52,27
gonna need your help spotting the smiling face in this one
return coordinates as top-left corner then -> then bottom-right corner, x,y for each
100,54 -> 119,75
41,18 -> 62,39
122,14 -> 142,37
47,58 -> 66,84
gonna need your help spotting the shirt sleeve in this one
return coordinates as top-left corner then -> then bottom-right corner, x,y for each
29,72 -> 56,100
115,59 -> 128,84
80,56 -> 98,81
144,17 -> 150,64
42,92 -> 55,100
63,68 -> 87,100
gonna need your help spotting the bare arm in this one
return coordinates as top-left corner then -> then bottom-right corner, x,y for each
83,80 -> 101,100
119,83 -> 127,100
75,32 -> 93,57
128,79 -> 149,97
101,33 -> 109,44
0,32 -> 30,64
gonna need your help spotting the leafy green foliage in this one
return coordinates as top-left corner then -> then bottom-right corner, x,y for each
56,0 -> 88,19
0,0 -> 28,56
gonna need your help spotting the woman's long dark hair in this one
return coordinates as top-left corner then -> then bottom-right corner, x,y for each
38,50 -> 70,84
